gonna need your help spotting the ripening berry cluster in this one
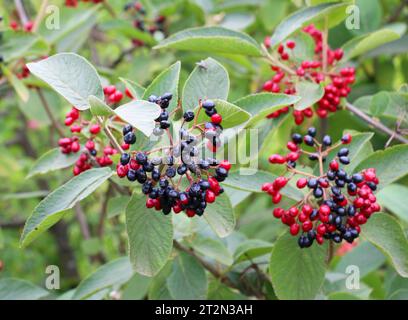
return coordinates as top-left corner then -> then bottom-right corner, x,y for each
9,20 -> 34,32
58,107 -> 118,175
123,2 -> 166,48
262,127 -> 380,248
116,94 -> 230,218
65,0 -> 103,7
263,24 -> 355,125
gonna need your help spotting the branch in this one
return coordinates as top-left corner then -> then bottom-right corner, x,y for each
345,102 -> 408,144
96,116 -> 124,154
37,88 -> 65,137
97,184 -> 113,238
14,0 -> 29,24
32,0 -> 49,32
173,240 -> 238,289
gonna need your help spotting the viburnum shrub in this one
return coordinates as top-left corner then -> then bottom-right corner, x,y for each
263,24 -> 355,124
262,128 -> 381,248
65,0 -> 103,7
116,94 -> 230,217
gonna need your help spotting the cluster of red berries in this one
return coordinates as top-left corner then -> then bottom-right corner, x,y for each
263,24 -> 355,125
124,2 -> 166,47
103,85 -> 126,104
262,127 -> 380,248
65,0 -> 103,7
116,94 -> 230,217
9,20 -> 33,32
58,107 -> 118,175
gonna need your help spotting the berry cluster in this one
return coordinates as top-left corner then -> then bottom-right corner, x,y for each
123,2 -> 167,48
263,24 -> 355,125
103,85 -> 126,104
58,107 -> 118,175
116,94 -> 230,217
9,20 -> 34,32
262,128 -> 380,248
65,0 -> 103,7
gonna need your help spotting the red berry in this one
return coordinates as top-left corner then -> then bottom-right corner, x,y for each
125,88 -> 134,99
273,208 -> 284,218
329,160 -> 339,171
290,224 -> 300,235
9,20 -> 19,30
341,133 -> 352,144
186,209 -> 196,218
24,21 -> 34,32
71,141 -> 80,153
90,124 -> 101,134
64,117 -> 74,126
272,193 -> 282,204
121,143 -> 130,150
288,207 -> 299,217
319,205 -> 331,215
104,85 -> 116,95
146,198 -> 156,208
302,221 -> 313,232
85,140 -> 95,150
268,154 -> 286,164
219,160 -> 231,171
211,113 -> 222,124
205,190 -> 216,203
70,125 -> 82,133
296,178 -> 308,189
286,40 -> 296,49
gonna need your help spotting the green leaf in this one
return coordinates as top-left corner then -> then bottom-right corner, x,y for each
89,95 -> 114,117
388,289 -> 408,300
342,29 -> 401,61
269,2 -> 350,47
193,99 -> 250,129
39,7 -> 98,46
377,184 -> 408,223
363,213 -> 408,278
233,239 -> 273,263
122,273 -> 151,300
269,232 -> 328,300
334,241 -> 385,278
107,196 -> 129,218
328,292 -> 361,300
350,0 -> 382,36
0,278 -> 49,300
100,19 -> 156,45
26,53 -> 104,110
154,26 -> 262,56
148,261 -> 174,300
293,81 -> 324,111
223,168 -> 303,201
191,235 -> 233,266
366,34 -> 408,58
203,193 -> 235,238
27,148 -> 79,179
167,252 -> 208,299
0,31 -> 49,63
370,91 -> 390,116
114,100 -> 162,137
234,93 -> 300,128
20,168 -> 113,248
142,61 -> 181,112
72,257 -> 134,300
126,193 -> 173,276
119,77 -> 146,99
182,57 -> 230,111
354,144 -> 408,190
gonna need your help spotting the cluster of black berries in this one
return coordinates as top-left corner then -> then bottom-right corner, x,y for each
123,2 -> 166,47
148,92 -> 173,132
116,95 -> 231,217
263,128 -> 380,248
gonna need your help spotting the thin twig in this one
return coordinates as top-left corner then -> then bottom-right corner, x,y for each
37,88 -> 65,137
32,0 -> 49,32
14,0 -> 29,24
96,116 -> 124,154
97,184 -> 113,238
345,102 -> 408,144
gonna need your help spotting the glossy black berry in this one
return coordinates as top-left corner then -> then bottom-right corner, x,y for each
136,152 -> 147,164
124,132 -> 136,144
339,156 -> 350,165
322,135 -> 332,146
304,135 -> 314,146
337,148 -> 349,157
120,153 -> 131,165
308,178 -> 318,189
127,169 -> 137,181
160,120 -> 171,129
122,124 -> 133,135
183,110 -> 195,122
292,133 -> 303,144
202,100 -> 215,110
166,167 -> 176,178
307,127 -> 317,137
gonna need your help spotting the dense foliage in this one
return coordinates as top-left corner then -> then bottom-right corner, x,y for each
0,0 -> 408,300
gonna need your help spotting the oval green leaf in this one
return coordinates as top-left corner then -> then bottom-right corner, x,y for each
154,26 -> 262,56
182,57 -> 230,111
27,148 -> 80,179
26,53 -> 104,110
362,213 -> 408,278
269,232 -> 328,300
20,167 -> 113,247
203,193 -> 235,238
126,193 -> 173,276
